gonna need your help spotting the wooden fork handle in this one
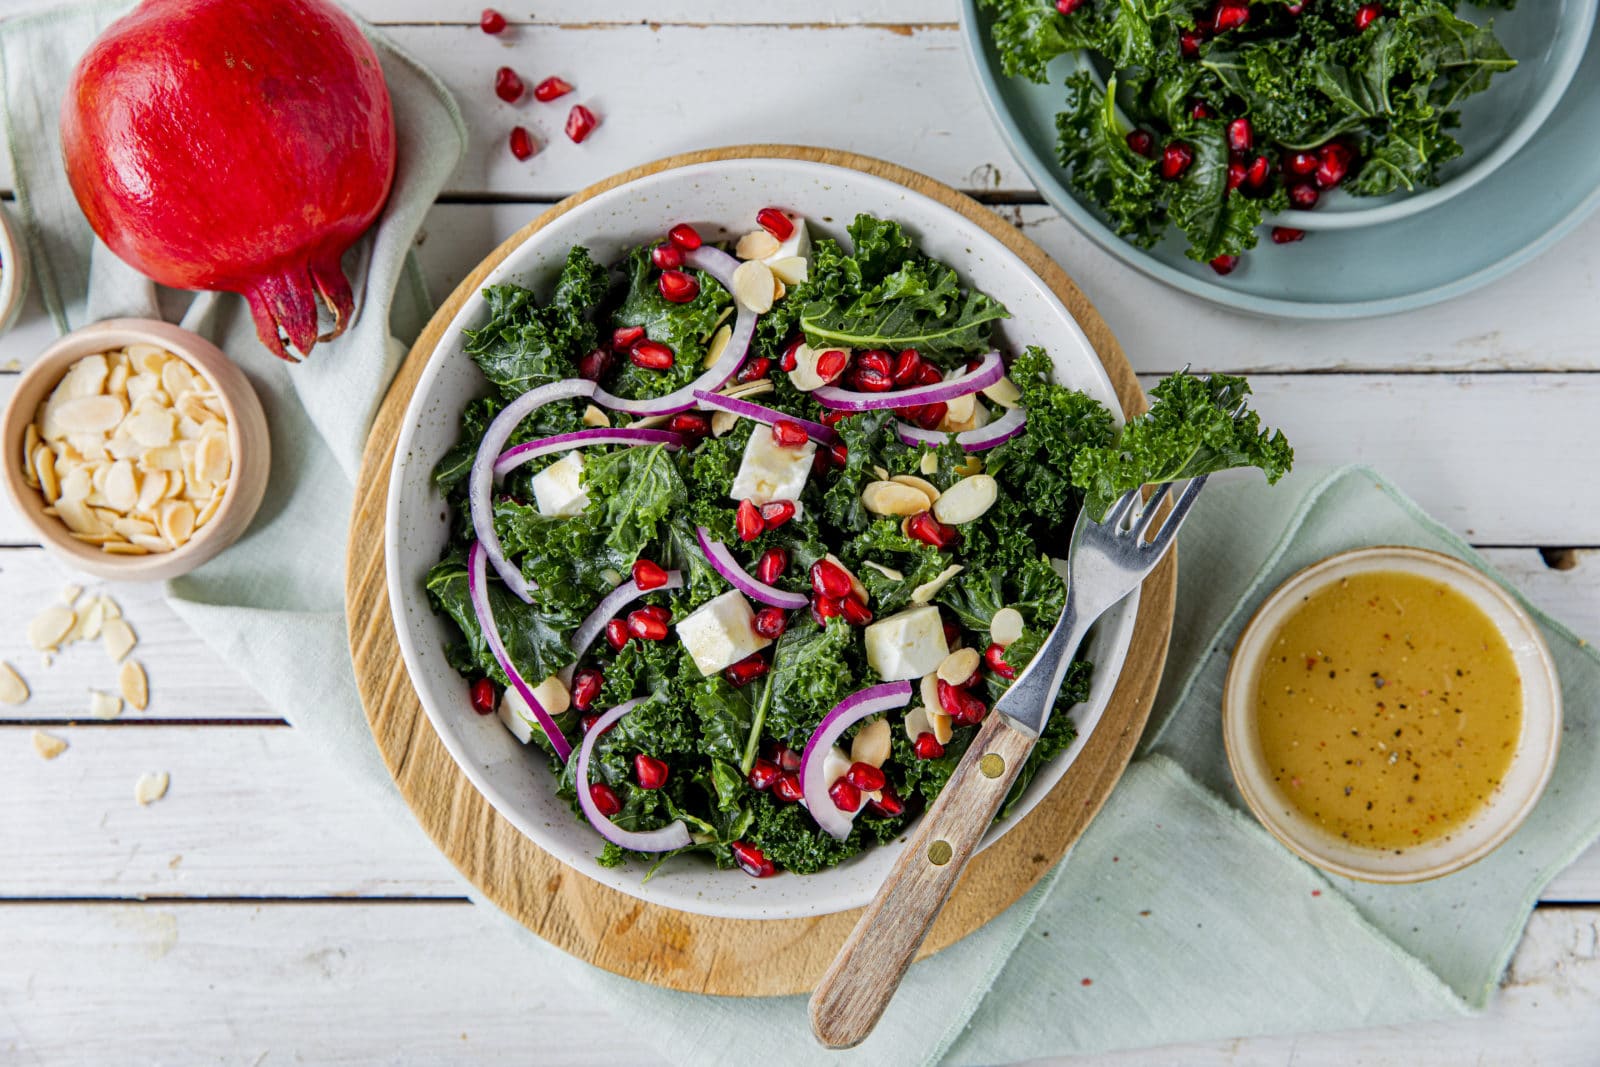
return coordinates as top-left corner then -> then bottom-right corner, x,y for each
808,711 -> 1037,1049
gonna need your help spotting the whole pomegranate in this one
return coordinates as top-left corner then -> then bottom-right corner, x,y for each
60,0 -> 396,361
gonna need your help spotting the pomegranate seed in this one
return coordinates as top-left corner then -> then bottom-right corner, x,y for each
508,126 -> 535,161
828,443 -> 849,468
565,104 -> 598,143
736,499 -> 763,542
630,340 -> 674,370
840,594 -> 873,626
572,668 -> 603,710
1212,1 -> 1249,32
1189,100 -> 1211,120
589,783 -> 622,817
829,778 -> 862,813
1056,0 -> 1084,12
760,499 -> 796,530
1180,30 -> 1204,58
945,680 -> 988,726
632,558 -> 669,591
771,419 -> 809,448
907,510 -> 958,549
779,336 -> 804,372
494,66 -> 525,103
1315,142 -> 1352,189
869,785 -> 905,818
612,325 -> 645,350
651,243 -> 683,270
1160,142 -> 1194,180
984,642 -> 1017,680
811,559 -> 853,599
736,356 -> 772,383
639,604 -> 671,624
1227,118 -> 1253,154
533,76 -> 573,103
776,744 -> 803,773
1245,155 -> 1271,189
846,762 -> 887,792
753,606 -> 788,639
916,363 -> 945,386
812,595 -> 843,624
577,347 -> 613,382
891,349 -> 923,386
470,678 -> 496,715
913,732 -> 945,760
732,841 -> 776,877
756,207 -> 794,241
581,713 -> 602,734
480,8 -> 507,33
856,350 -> 893,377
913,403 -> 947,430
605,618 -> 629,650
1285,150 -> 1319,176
936,678 -> 964,719
1210,255 -> 1240,276
773,773 -> 804,803
942,619 -> 961,648
1227,160 -> 1246,191
755,547 -> 789,585
1287,181 -> 1320,209
668,412 -> 710,439
625,610 -> 669,642
1126,129 -> 1155,157
815,349 -> 850,382
747,759 -> 780,791
1286,2 -> 1304,13
659,270 -> 699,303
667,223 -> 702,251
1355,3 -> 1382,30
1271,226 -> 1306,244
634,753 -> 669,790
850,367 -> 894,392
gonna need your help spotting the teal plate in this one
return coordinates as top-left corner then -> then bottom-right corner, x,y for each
960,3 -> 1600,319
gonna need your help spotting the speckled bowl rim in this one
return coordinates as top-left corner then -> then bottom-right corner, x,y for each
1222,545 -> 1562,884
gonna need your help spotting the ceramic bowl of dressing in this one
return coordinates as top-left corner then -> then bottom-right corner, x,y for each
1223,545 -> 1561,884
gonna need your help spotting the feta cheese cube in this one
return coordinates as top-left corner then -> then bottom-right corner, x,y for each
532,451 -> 588,517
863,605 -> 950,682
730,428 -> 815,514
497,674 -> 572,744
676,590 -> 772,676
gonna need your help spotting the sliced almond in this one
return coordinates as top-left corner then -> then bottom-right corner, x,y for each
22,424 -> 41,488
911,563 -> 964,605
930,708 -> 954,744
60,353 -> 110,399
957,454 -> 985,478
937,647 -> 981,687
140,444 -> 185,472
125,406 -> 177,448
990,607 -> 1025,647
920,672 -> 941,716
710,410 -> 739,437
106,359 -> 130,400
120,659 -> 149,711
787,343 -> 830,392
61,584 -> 82,606
194,489 -> 224,530
0,661 -> 28,705
100,596 -> 122,620
890,474 -> 941,508
161,358 -> 200,401
194,431 -> 230,487
904,705 -> 932,742
735,229 -> 781,261
767,256 -> 809,286
58,464 -> 91,504
102,618 -> 137,662
32,731 -> 68,760
871,465 -> 891,481
136,470 -> 168,512
105,541 -> 151,556
771,276 -> 786,302
731,260 -> 776,314
702,323 -> 733,370
134,771 -> 170,806
932,474 -> 998,525
850,717 -> 892,768
104,459 -> 139,512
54,394 -> 126,435
918,449 -> 939,476
157,500 -> 197,547
128,344 -> 170,375
89,689 -> 123,720
861,560 -> 904,582
861,480 -> 931,518
112,515 -> 160,540
944,390 -> 977,426
27,605 -> 75,651
983,375 -> 1023,408
56,498 -> 104,535
581,404 -> 610,429
81,598 -> 107,640
34,446 -> 60,502
125,372 -> 161,406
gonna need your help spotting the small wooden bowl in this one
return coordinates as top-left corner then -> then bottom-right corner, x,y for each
1223,545 -> 1562,883
0,201 -> 29,336
0,318 -> 271,581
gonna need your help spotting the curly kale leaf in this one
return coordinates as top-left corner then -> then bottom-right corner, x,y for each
424,550 -> 577,685
979,0 -> 1107,82
1055,74 -> 1163,249
765,615 -> 859,742
463,248 -> 607,399
606,245 -> 733,401
581,443 -> 688,561
1165,122 -> 1263,263
690,676 -> 756,766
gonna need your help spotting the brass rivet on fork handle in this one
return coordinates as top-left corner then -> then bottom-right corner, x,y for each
927,840 -> 953,866
980,753 -> 1005,778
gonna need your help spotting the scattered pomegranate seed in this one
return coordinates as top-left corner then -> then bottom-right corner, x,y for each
1286,2 -> 1304,13
1355,3 -> 1382,30
480,8 -> 507,33
651,243 -> 683,270
913,732 -> 945,760
667,223 -> 702,251
760,499 -> 796,530
815,348 -> 850,382
776,744 -> 803,773
634,753 -> 669,790
907,510 -> 959,549
632,558 -> 669,591
1245,155 -> 1271,189
494,67 -> 526,103
747,759 -> 780,791
577,347 -> 613,382
581,713 -> 602,734
668,412 -> 710,439
890,349 -> 923,386
850,367 -> 894,392
938,679 -> 986,725
639,604 -> 671,624
1284,150 -> 1319,177
812,595 -> 843,624
612,325 -> 645,350
846,762 -> 887,792
771,419 -> 809,448
755,547 -> 789,585
1125,129 -> 1155,157
630,339 -> 674,370
829,778 -> 862,813
1271,226 -> 1306,244
1227,160 -> 1246,191
856,350 -> 892,378
736,499 -> 764,542
869,785 -> 905,818
773,772 -> 804,803
565,104 -> 598,143
1212,1 -> 1249,32
533,76 -> 573,103
626,609 -> 669,642
658,270 -> 699,303
1287,181 -> 1320,209
916,362 -> 945,386
589,783 -> 622,817
1189,100 -> 1211,120
732,841 -> 776,877
984,642 -> 1017,680
811,559 -> 854,599
755,207 -> 794,241
942,619 -> 962,648
1180,30 -> 1204,58
753,606 -> 788,639
736,356 -> 772,384
508,126 -> 535,161
828,443 -> 849,468
470,677 -> 496,715
840,594 -> 874,627
572,668 -> 603,710
1227,118 -> 1253,154
779,336 -> 804,372
1210,255 -> 1240,276
914,403 -> 948,430
1315,142 -> 1353,189
1055,0 -> 1084,11
1160,142 -> 1194,180
605,618 -> 629,650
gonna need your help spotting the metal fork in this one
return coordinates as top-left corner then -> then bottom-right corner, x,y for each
808,475 -> 1210,1050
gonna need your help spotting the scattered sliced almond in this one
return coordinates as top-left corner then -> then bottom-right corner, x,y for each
929,709 -> 954,744
905,705 -> 932,742
710,410 -> 739,437
194,431 -> 230,487
102,618 -> 137,662
0,661 -> 28,704
862,480 -> 932,518
731,260 -> 776,314
32,731 -> 67,760
932,474 -> 998,525
120,660 -> 149,711
850,717 -> 892,768
101,595 -> 122,619
702,323 -> 733,370
581,404 -> 610,429
990,607 -> 1025,647
890,474 -> 941,508
920,673 -> 942,716
61,584 -> 82,606
157,500 -> 197,548
786,343 -> 832,393
911,564 -> 964,604
89,689 -> 122,720
27,605 -> 75,651
54,394 -> 126,435
81,597 -> 107,640
35,446 -> 60,502
735,230 -> 781,261
983,376 -> 1023,408
937,647 -> 981,686
861,560 -> 904,582
135,771 -> 170,806
918,450 -> 939,476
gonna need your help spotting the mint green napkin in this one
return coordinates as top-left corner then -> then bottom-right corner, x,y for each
8,8 -> 1600,1062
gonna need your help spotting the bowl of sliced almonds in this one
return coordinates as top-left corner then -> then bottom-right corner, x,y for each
1,318 -> 270,580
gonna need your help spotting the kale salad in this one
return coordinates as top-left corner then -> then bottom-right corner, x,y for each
979,0 -> 1517,272
426,209 -> 1291,879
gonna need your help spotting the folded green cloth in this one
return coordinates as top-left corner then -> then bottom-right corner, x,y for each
8,8 -> 1599,1062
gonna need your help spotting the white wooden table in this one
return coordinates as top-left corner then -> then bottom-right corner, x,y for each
3,3 -> 1598,1062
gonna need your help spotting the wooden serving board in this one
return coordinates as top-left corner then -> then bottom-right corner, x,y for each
344,145 -> 1176,996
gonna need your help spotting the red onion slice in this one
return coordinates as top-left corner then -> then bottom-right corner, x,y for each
494,427 -> 683,478
576,698 -> 692,854
590,246 -> 754,416
812,351 -> 1004,412
690,390 -> 840,446
894,406 -> 1027,451
467,540 -> 573,763
470,379 -> 598,602
695,526 -> 810,610
800,681 -> 913,840
560,568 -> 684,684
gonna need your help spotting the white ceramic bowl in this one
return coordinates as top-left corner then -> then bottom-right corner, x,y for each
1223,546 -> 1561,883
385,157 -> 1141,919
